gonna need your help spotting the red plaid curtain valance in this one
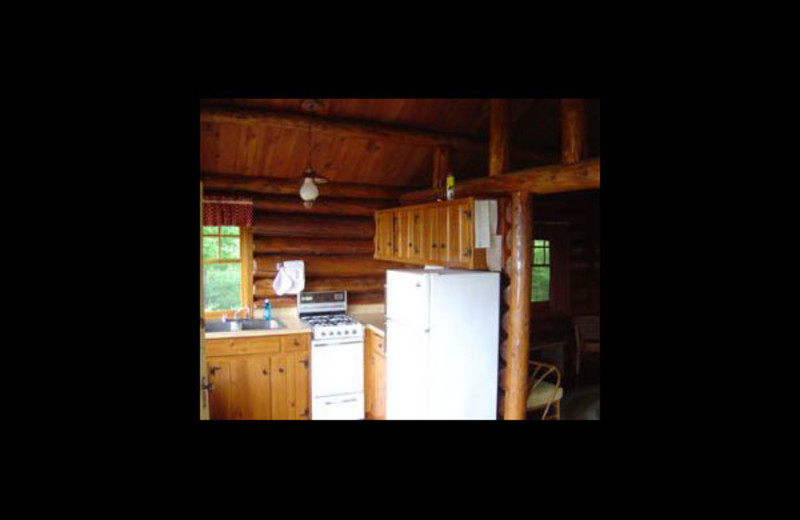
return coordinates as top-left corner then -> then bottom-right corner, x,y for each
203,196 -> 254,227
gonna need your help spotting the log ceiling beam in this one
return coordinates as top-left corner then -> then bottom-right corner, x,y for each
201,172 -> 407,200
200,104 -> 559,165
399,158 -> 600,205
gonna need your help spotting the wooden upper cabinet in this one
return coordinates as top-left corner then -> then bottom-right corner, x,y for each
374,197 -> 490,270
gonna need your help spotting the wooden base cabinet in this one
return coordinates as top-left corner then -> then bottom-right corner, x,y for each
374,197 -> 490,270
206,333 -> 310,420
364,328 -> 386,420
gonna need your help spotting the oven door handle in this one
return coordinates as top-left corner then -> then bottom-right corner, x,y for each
312,341 -> 363,348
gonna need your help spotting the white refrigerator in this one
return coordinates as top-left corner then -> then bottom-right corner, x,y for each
385,269 -> 500,420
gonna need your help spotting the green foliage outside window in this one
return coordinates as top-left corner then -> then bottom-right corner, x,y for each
203,226 -> 242,311
531,239 -> 550,302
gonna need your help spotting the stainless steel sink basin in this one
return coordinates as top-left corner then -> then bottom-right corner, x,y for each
205,319 -> 285,333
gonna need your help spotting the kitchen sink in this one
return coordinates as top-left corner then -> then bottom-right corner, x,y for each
205,319 -> 285,333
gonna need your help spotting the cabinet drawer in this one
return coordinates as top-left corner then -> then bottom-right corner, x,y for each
207,336 -> 282,357
282,334 -> 309,352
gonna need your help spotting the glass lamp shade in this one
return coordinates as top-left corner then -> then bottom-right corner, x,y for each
299,177 -> 319,206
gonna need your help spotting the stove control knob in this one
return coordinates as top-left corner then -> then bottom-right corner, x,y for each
321,331 -> 326,337
352,329 -> 357,335
337,331 -> 342,335
344,330 -> 349,335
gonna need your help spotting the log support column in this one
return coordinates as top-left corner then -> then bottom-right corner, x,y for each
502,190 -> 532,419
561,99 -> 586,165
490,99 -> 510,176
432,145 -> 451,199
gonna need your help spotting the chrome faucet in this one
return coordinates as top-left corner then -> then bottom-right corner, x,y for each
233,307 -> 250,320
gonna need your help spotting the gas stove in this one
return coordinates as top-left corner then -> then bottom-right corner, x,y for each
298,290 -> 365,420
302,314 -> 363,340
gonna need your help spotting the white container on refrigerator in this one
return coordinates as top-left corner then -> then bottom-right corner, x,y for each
385,269 -> 500,420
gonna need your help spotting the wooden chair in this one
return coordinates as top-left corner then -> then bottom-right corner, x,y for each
526,361 -> 563,420
573,315 -> 600,387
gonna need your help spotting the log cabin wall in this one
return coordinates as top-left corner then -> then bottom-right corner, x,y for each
204,186 -> 411,309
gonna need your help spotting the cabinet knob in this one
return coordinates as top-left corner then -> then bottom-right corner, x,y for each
262,369 -> 269,376
209,365 -> 222,376
432,244 -> 437,248
279,368 -> 284,374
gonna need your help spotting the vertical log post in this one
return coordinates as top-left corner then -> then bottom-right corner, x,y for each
432,145 -> 451,199
490,99 -> 510,176
561,99 -> 586,165
502,191 -> 532,419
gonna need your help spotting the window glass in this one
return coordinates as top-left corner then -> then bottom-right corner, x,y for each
202,226 -> 244,312
531,239 -> 550,302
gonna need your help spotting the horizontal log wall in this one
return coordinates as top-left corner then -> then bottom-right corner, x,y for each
204,177 -> 409,308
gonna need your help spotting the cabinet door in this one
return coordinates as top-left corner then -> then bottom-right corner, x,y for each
207,359 -> 234,420
457,201 -> 474,266
372,349 -> 387,420
290,351 -> 311,420
237,355 -> 272,420
270,354 -> 290,420
209,355 -> 272,420
422,206 -> 438,262
409,208 -> 425,262
437,205 -> 450,264
379,212 -> 395,259
393,210 -> 408,261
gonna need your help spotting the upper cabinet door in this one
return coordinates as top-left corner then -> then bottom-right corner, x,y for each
422,206 -> 438,262
438,205 -> 451,264
375,211 -> 394,259
409,208 -> 425,262
457,201 -> 474,266
393,210 -> 408,261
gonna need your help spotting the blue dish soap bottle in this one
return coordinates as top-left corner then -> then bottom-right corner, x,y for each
263,299 -> 272,321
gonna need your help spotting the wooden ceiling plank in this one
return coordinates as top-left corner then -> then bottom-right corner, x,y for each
200,104 -> 558,165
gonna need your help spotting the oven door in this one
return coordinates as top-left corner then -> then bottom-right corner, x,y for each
311,339 -> 365,398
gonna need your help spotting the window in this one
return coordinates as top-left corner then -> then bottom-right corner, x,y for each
531,239 -> 551,303
202,226 -> 252,314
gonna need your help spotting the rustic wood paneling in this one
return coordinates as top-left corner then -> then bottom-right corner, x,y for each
254,237 -> 374,256
253,213 -> 374,240
199,99 -> 563,188
255,255 -> 405,278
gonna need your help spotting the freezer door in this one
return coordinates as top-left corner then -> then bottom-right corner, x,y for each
386,270 -> 430,329
385,319 -> 430,420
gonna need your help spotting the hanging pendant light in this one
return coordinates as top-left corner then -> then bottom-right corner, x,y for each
299,100 -> 328,208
